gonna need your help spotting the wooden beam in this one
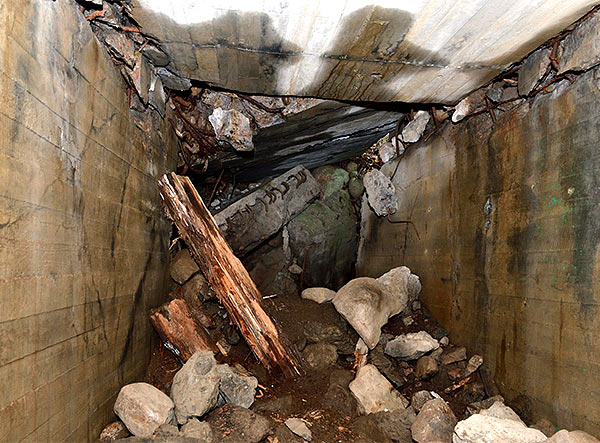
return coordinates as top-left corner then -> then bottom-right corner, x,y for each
157,172 -> 304,378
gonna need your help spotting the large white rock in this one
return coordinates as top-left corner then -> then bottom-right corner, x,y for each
452,414 -> 547,443
333,277 -> 407,349
114,383 -> 175,438
546,429 -> 600,442
349,364 -> 408,415
171,350 -> 220,424
385,331 -> 439,360
401,110 -> 430,143
376,266 -> 411,311
301,287 -> 336,304
363,169 -> 398,217
479,401 -> 524,425
209,107 -> 254,152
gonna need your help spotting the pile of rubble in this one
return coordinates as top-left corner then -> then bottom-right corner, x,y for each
100,257 -> 597,442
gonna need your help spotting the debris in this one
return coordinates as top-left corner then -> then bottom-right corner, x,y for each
158,173 -> 304,377
440,346 -> 467,365
401,110 -> 430,143
385,331 -> 439,360
453,414 -> 547,443
209,108 -> 254,152
480,401 -> 525,425
378,141 -> 399,163
518,48 -> 552,96
348,176 -> 365,199
170,249 -> 199,284
207,404 -> 272,443
558,9 -> 600,74
142,44 -> 170,66
303,320 -> 355,354
411,398 -> 456,443
349,364 -> 409,414
302,343 -> 338,370
180,418 -> 214,440
215,364 -> 259,408
546,430 -> 600,442
416,355 -> 438,379
464,355 -> 483,376
150,298 -> 217,361
285,418 -> 312,441
439,336 -> 450,346
411,391 -> 435,413
113,383 -> 175,438
376,266 -> 413,311
301,287 -> 336,304
363,169 -> 398,216
156,67 -> 192,91
99,421 -> 129,441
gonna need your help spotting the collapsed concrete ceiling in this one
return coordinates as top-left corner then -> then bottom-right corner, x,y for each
131,0 -> 597,104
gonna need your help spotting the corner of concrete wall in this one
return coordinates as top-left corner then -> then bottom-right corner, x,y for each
0,1 -> 177,441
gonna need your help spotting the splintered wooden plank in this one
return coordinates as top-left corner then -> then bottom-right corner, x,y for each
157,172 -> 304,378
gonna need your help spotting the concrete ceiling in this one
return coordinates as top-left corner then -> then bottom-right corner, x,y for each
131,0 -> 598,104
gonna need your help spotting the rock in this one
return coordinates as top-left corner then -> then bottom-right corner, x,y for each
411,391 -> 434,413
479,401 -> 525,425
546,430 -> 600,442
303,320 -> 355,354
433,108 -> 450,123
440,347 -> 467,365
349,364 -> 409,415
287,188 -> 358,289
215,364 -> 258,408
209,108 -> 254,152
376,266 -> 412,310
181,273 -> 210,302
411,398 -> 456,443
439,336 -> 449,346
349,415 -> 393,443
170,249 -> 199,284
385,331 -> 439,360
207,404 -> 271,442
379,142 -> 399,163
329,368 -> 355,389
369,409 -> 417,442
302,343 -> 338,370
156,67 -> 192,91
356,338 -> 369,355
431,347 -> 443,362
334,277 -> 406,349
363,169 -> 398,216
416,355 -> 438,379
324,383 -> 359,417
346,161 -> 359,173
149,73 -> 166,117
180,418 -> 213,440
453,414 -> 547,443
464,355 -> 483,376
142,44 -> 170,67
486,84 -> 504,102
285,418 -> 312,441
467,395 -> 504,415
402,110 -> 430,143
153,423 -> 179,438
452,97 -> 471,123
313,166 -> 349,199
171,350 -> 220,424
518,48 -> 551,96
114,383 -> 175,438
289,263 -> 303,275
558,10 -> 600,74
348,176 -> 365,199
102,28 -> 136,68
408,273 -> 422,301
301,287 -> 335,304
100,421 -> 130,441
531,418 -> 557,437
369,350 -> 405,389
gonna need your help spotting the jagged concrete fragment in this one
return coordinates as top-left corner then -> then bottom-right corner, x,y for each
401,110 -> 430,143
518,48 -> 551,96
349,365 -> 409,415
214,165 -> 320,254
364,169 -> 398,216
558,10 -> 600,74
209,108 -> 254,152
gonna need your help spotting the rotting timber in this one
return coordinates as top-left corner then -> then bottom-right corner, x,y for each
158,172 -> 305,378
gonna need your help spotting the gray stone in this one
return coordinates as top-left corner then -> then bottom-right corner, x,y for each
289,263 -> 303,275
558,10 -> 600,74
411,391 -> 434,413
369,409 -> 417,442
545,430 -> 600,442
215,364 -> 258,408
416,355 -> 438,379
180,418 -> 213,440
313,166 -> 349,199
486,85 -> 504,102
209,107 -> 254,152
302,343 -> 338,370
114,383 -> 175,438
408,273 -> 422,301
379,142 -> 399,163
143,44 -> 170,67
349,364 -> 409,415
324,383 -> 360,417
440,347 -> 467,365
287,188 -> 358,289
303,320 -> 354,354
156,67 -> 192,91
207,404 -> 271,442
518,48 -> 551,96
430,348 -> 444,362
285,418 -> 312,441
464,355 -> 483,376
385,331 -> 439,360
439,336 -> 449,346
301,287 -> 335,304
349,176 -> 365,200
123,53 -> 151,104
376,266 -> 412,313
402,110 -> 430,143
479,401 -> 525,425
171,350 -> 220,424
364,169 -> 398,216
346,161 -> 359,173
215,165 -> 320,255
170,249 -> 199,285
333,277 -> 406,349
411,398 -> 456,443
181,273 -> 210,302
452,414 -> 547,443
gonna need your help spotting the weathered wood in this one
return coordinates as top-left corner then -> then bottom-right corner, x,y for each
150,298 -> 217,361
158,172 -> 304,377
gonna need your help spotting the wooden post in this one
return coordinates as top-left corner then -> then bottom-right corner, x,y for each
158,173 -> 304,378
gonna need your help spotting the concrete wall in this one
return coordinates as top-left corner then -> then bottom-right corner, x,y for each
0,1 -> 176,441
358,68 -> 600,434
